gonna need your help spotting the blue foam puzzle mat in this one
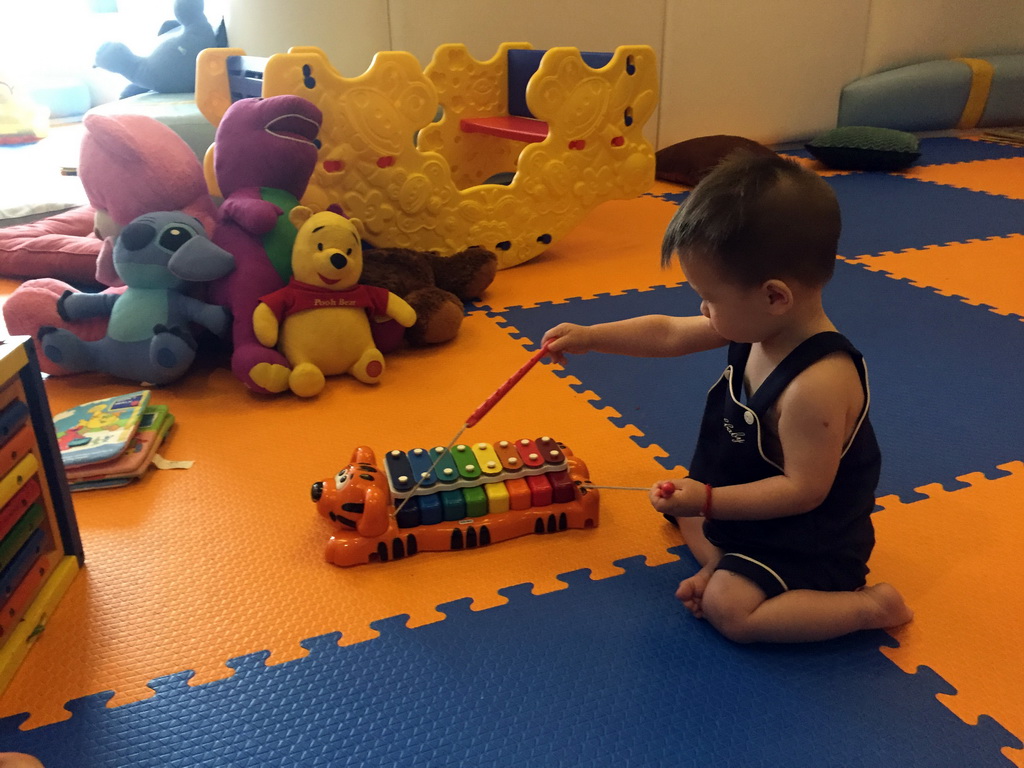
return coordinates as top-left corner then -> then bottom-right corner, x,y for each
900,136 -> 1024,164
655,140 -> 1024,235
0,548 -> 1016,767
830,173 -> 1024,258
494,260 -> 1024,504
647,188 -> 690,205
649,168 -> 1024,257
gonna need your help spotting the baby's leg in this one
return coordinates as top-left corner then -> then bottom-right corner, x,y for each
700,571 -> 913,644
673,516 -> 719,567
0,753 -> 45,768
672,516 -> 722,619
675,566 -> 715,619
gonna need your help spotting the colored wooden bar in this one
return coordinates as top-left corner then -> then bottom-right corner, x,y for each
0,502 -> 46,571
0,426 -> 36,479
462,486 -> 488,517
450,444 -> 482,481
494,440 -> 524,472
440,489 -> 466,521
395,495 -> 420,529
0,551 -> 57,641
0,554 -> 79,693
505,477 -> 532,510
515,438 -> 545,469
0,526 -> 48,601
431,447 -> 461,486
384,449 -> 417,493
526,473 -> 553,507
484,481 -> 510,515
0,477 -> 41,540
0,453 -> 39,510
535,436 -> 566,466
547,469 -> 578,504
0,344 -> 29,400
471,442 -> 503,477
406,447 -> 439,488
0,400 -> 29,447
418,493 -> 444,525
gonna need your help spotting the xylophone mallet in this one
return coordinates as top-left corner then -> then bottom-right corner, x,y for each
586,482 -> 676,497
394,343 -> 555,516
464,343 -> 552,428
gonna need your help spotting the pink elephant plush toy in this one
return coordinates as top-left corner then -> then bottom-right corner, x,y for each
1,113 -> 216,374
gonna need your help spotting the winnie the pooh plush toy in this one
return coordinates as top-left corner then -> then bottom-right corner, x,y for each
253,207 -> 416,397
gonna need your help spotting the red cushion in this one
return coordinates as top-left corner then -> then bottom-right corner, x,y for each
0,205 -> 103,284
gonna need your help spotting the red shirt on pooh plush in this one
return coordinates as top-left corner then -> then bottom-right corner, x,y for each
258,279 -> 392,321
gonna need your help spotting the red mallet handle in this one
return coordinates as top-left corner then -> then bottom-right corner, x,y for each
465,343 -> 551,427
657,481 -> 676,498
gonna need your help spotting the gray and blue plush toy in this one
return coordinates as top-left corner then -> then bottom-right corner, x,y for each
39,211 -> 234,386
94,0 -> 223,98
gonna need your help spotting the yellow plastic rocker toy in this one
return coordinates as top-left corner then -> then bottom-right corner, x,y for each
195,42 -> 658,270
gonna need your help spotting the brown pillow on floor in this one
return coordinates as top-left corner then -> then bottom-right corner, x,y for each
655,135 -> 778,186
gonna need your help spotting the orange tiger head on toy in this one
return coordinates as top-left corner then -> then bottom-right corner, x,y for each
310,446 -> 392,538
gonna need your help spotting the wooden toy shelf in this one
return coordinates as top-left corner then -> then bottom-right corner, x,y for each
0,336 -> 82,693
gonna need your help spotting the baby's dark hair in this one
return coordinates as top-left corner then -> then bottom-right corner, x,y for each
661,151 -> 841,287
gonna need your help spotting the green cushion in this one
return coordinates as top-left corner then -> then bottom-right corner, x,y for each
805,126 -> 921,171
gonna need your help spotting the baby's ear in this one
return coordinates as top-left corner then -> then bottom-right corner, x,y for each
763,279 -> 794,312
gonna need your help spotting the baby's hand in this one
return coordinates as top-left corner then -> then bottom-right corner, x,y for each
650,478 -> 705,517
541,323 -> 592,365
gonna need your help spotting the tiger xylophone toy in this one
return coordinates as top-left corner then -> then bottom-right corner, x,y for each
311,436 -> 599,566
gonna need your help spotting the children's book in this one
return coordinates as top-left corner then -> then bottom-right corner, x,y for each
66,405 -> 173,487
67,413 -> 176,491
54,390 -> 151,467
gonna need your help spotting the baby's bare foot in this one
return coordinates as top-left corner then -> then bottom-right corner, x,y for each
861,583 -> 914,628
675,564 -> 714,619
0,753 -> 45,768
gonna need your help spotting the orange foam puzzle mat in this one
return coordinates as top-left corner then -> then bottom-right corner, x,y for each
0,134 -> 1022,766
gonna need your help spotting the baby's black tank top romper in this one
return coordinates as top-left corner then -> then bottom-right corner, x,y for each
687,331 -> 881,599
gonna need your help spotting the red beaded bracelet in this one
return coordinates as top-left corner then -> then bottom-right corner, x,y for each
701,483 -> 713,519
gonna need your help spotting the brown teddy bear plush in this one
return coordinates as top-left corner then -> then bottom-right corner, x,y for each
360,246 -> 498,348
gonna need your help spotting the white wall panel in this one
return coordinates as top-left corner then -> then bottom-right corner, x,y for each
222,0 -> 1024,148
860,0 -> 1024,76
657,0 -> 870,146
388,0 -> 666,144
388,0 -> 665,64
224,0 -> 391,77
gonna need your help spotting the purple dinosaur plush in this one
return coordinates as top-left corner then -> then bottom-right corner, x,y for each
206,95 -> 323,394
